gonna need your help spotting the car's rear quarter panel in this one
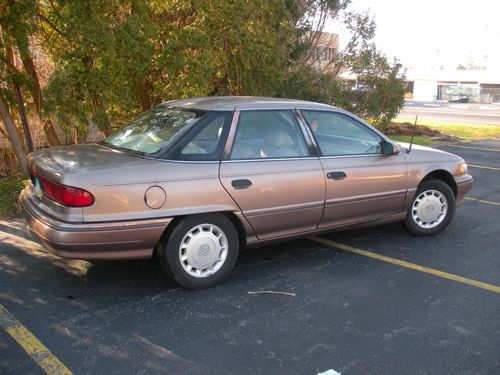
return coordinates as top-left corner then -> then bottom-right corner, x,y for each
72,160 -> 240,223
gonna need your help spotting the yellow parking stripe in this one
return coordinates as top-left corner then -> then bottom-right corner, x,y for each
468,164 -> 500,171
0,304 -> 73,375
446,144 -> 500,152
464,197 -> 500,206
310,237 -> 500,294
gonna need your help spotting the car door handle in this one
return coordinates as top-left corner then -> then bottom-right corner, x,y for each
327,171 -> 347,180
231,179 -> 253,189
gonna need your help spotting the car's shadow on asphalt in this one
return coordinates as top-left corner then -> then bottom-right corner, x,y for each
22,220 -> 410,291
2,216 -> 447,307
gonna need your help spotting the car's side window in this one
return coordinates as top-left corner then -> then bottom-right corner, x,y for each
170,112 -> 231,161
302,111 -> 382,156
230,110 -> 309,160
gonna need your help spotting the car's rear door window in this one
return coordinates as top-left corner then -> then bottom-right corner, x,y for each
302,111 -> 382,156
167,111 -> 232,161
230,110 -> 309,160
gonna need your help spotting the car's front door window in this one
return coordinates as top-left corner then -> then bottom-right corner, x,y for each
230,110 -> 309,160
302,111 -> 382,156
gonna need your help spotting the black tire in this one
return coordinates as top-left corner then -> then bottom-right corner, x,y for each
403,178 -> 456,236
157,214 -> 239,289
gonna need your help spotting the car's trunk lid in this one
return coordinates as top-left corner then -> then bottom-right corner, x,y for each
28,144 -> 140,183
27,144 -> 143,223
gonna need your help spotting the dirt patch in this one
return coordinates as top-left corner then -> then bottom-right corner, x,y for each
384,122 -> 459,141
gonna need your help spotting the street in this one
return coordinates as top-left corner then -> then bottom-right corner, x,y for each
398,102 -> 500,125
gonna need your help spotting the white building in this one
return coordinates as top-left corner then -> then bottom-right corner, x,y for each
406,68 -> 500,103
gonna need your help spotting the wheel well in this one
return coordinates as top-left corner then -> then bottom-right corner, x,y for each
422,170 -> 457,196
219,212 -> 247,248
155,211 -> 247,253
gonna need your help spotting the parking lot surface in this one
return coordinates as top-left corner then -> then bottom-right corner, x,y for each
1,140 -> 499,375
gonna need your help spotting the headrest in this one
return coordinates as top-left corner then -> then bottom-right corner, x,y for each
264,130 -> 294,148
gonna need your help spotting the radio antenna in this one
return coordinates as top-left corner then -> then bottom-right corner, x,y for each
407,115 -> 418,153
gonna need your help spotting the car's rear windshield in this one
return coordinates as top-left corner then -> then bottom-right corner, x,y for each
101,107 -> 205,155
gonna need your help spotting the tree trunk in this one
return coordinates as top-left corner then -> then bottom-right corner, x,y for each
91,97 -> 113,136
13,81 -> 34,152
137,81 -> 152,111
0,92 -> 28,175
19,47 -> 62,147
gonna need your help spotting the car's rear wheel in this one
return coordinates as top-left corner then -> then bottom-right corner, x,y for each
404,178 -> 456,236
158,214 -> 239,289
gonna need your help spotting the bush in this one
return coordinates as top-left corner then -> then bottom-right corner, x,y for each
281,48 -> 405,129
0,178 -> 28,216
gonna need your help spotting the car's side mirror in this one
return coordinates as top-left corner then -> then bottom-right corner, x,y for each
381,140 -> 400,155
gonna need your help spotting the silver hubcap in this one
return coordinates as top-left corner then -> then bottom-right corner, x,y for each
412,189 -> 448,229
179,224 -> 228,278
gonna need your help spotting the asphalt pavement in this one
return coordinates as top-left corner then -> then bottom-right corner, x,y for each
398,101 -> 500,125
1,140 -> 499,375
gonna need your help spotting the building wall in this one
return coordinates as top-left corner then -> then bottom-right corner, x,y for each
407,68 -> 500,103
307,32 -> 339,73
413,80 -> 437,101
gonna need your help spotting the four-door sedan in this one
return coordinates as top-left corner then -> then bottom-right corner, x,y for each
21,97 -> 473,288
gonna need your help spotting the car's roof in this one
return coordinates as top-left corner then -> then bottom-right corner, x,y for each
160,96 -> 339,111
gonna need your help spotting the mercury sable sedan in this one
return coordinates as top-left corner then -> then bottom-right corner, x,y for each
21,97 -> 473,288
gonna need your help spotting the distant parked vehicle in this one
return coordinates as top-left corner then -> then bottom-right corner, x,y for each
21,97 -> 473,288
450,96 -> 469,103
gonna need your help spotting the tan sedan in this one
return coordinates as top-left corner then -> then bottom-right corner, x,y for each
21,97 -> 473,288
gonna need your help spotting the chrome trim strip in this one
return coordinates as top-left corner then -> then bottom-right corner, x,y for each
222,157 -> 318,163
320,153 -> 384,160
325,190 -> 407,206
244,201 -> 324,217
155,160 -> 220,164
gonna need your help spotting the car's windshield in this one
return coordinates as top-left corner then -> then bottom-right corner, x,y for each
102,107 -> 205,155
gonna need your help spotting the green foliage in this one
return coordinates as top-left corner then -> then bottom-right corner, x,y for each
0,178 -> 28,216
346,47 -> 406,128
41,1 -> 296,133
281,48 -> 406,128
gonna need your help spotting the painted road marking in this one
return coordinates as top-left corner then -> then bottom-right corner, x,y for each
0,304 -> 73,375
310,237 -> 500,294
446,145 -> 500,152
464,197 -> 500,206
468,164 -> 500,171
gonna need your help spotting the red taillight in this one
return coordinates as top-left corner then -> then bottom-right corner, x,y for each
35,174 -> 94,207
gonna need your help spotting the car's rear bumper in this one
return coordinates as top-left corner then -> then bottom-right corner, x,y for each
455,174 -> 473,204
20,188 -> 171,260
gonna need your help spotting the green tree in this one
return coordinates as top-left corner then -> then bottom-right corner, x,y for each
0,0 -> 61,146
343,47 -> 405,129
40,1 -> 296,136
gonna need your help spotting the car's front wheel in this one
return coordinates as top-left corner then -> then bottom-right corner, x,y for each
158,214 -> 240,289
403,178 -> 456,236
